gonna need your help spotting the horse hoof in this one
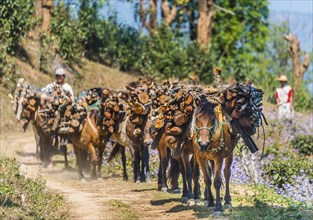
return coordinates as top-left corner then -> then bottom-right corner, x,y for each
172,189 -> 181,194
224,204 -> 232,209
187,199 -> 195,207
136,180 -> 140,183
161,187 -> 168,192
213,211 -> 223,217
181,197 -> 188,203
80,178 -> 86,182
203,200 -> 209,207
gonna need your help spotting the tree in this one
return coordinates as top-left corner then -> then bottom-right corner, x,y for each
197,0 -> 214,49
284,34 -> 311,96
42,0 -> 54,33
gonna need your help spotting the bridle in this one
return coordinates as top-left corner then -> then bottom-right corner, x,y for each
194,112 -> 218,143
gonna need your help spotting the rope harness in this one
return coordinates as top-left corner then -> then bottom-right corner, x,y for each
194,111 -> 227,153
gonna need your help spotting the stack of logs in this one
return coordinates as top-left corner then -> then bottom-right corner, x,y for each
154,85 -> 197,146
223,83 -> 264,135
100,89 -> 124,135
124,85 -> 151,136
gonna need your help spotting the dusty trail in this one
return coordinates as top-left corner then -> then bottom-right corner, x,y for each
1,131 -> 216,220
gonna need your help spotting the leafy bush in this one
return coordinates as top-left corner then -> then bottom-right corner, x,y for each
0,157 -> 68,219
0,0 -> 35,54
263,157 -> 313,188
291,134 -> 313,156
50,1 -> 82,63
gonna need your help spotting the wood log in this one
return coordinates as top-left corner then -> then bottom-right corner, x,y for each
66,105 -> 72,111
173,110 -> 188,126
185,105 -> 193,114
155,118 -> 164,129
185,95 -> 193,105
108,126 -> 114,133
104,120 -> 111,127
159,94 -> 168,104
138,92 -> 149,104
179,102 -> 185,110
71,119 -> 80,127
104,111 -> 112,118
65,111 -> 72,117
29,98 -> 36,106
113,105 -> 119,112
131,103 -> 143,114
131,116 -> 140,124
168,126 -> 182,135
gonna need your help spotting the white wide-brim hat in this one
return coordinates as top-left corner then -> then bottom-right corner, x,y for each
277,75 -> 288,82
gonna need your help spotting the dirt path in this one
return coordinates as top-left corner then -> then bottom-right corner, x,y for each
1,131 -> 222,220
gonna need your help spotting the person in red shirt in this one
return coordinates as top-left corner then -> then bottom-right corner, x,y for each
275,75 -> 294,121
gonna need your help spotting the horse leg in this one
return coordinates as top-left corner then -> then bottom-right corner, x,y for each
157,153 -> 163,190
182,151 -> 194,205
192,156 -> 201,203
169,156 -> 180,193
73,145 -> 84,180
120,146 -> 128,181
196,156 -> 214,209
158,143 -> 168,191
144,145 -> 150,181
224,154 -> 233,208
133,149 -> 140,182
178,157 -> 188,203
97,145 -> 105,179
140,142 -> 146,182
87,143 -> 97,179
60,144 -> 69,169
213,158 -> 224,215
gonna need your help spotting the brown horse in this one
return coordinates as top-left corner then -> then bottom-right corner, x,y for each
69,110 -> 107,180
14,83 -> 54,167
192,96 -> 238,216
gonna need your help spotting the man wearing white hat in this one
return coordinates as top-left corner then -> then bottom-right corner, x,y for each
275,75 -> 294,121
42,68 -> 75,101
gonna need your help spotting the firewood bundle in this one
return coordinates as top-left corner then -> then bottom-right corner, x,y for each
77,88 -> 103,108
58,102 -> 87,135
122,85 -> 152,137
154,85 -> 198,145
100,89 -> 124,134
19,86 -> 41,120
223,83 -> 264,135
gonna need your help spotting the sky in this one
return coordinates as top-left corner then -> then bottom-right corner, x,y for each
269,0 -> 313,13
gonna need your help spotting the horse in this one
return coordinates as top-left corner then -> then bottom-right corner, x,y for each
192,96 -> 239,216
14,82 -> 54,167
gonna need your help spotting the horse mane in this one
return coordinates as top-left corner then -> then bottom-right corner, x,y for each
195,97 -> 215,117
90,109 -> 99,124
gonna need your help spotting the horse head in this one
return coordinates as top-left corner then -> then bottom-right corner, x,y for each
194,95 -> 218,152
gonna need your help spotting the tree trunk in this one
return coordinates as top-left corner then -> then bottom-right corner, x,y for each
139,0 -> 158,35
197,0 -> 214,49
161,0 -> 177,26
42,0 -> 54,34
284,34 -> 311,95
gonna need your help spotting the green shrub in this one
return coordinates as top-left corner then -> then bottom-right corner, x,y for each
0,0 -> 35,54
0,157 -> 68,219
291,134 -> 313,156
51,1 -> 82,63
263,157 -> 313,188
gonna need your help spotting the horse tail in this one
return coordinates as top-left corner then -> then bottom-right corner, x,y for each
108,142 -> 121,162
168,156 -> 180,189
